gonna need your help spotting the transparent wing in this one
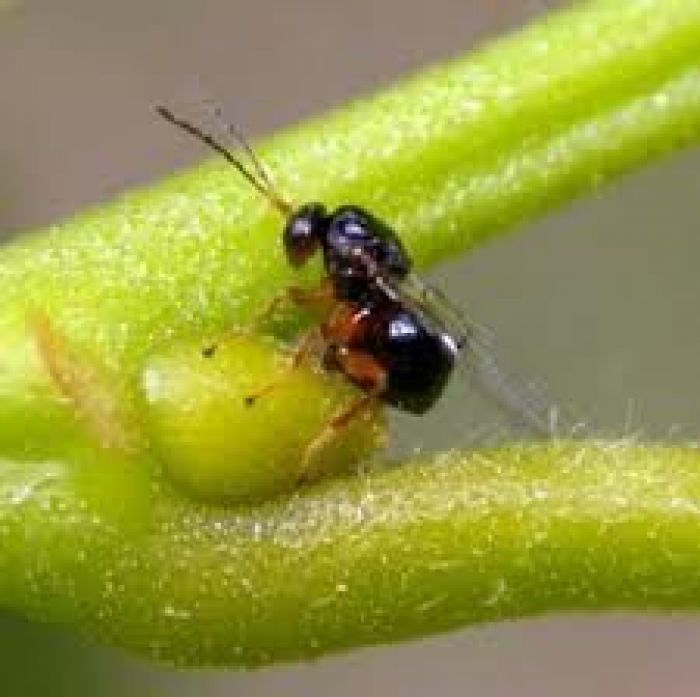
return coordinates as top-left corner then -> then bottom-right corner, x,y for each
378,271 -> 486,349
376,272 -> 580,439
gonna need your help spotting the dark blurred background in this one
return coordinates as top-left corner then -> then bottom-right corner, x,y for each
2,1 -> 700,695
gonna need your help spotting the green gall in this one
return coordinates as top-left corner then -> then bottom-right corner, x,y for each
141,335 -> 387,504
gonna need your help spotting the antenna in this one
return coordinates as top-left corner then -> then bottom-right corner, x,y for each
201,97 -> 279,198
154,105 -> 292,216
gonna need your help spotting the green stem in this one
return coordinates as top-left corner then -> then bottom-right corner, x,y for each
4,443 -> 700,666
1,0 -> 700,667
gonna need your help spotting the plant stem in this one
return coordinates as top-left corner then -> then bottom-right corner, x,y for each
0,0 -> 700,667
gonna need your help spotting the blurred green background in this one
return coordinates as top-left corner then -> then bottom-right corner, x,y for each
2,1 -> 700,695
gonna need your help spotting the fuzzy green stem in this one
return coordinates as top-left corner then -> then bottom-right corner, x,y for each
1,0 -> 700,667
4,444 -> 700,667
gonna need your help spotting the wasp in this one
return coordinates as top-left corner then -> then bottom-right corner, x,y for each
156,103 -> 557,463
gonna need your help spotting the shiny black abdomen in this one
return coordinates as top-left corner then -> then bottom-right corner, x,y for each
360,303 -> 458,414
322,205 -> 412,302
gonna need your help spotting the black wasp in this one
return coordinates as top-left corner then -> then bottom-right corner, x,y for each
156,103 -> 557,459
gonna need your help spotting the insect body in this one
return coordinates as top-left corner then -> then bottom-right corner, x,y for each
284,203 -> 412,301
322,298 -> 458,414
155,104 -> 556,452
281,200 -> 460,413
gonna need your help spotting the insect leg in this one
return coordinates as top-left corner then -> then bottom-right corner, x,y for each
201,279 -> 335,358
299,350 -> 387,481
252,278 -> 335,329
243,325 -> 326,406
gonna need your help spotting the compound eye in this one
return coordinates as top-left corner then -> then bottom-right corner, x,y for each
283,203 -> 327,267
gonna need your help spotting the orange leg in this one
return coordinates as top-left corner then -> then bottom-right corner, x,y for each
252,278 -> 335,329
299,349 -> 387,481
201,279 -> 335,358
243,325 -> 325,406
